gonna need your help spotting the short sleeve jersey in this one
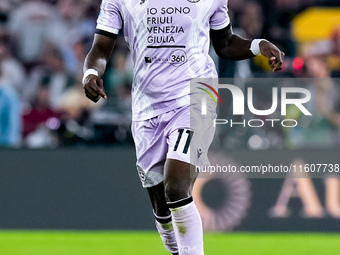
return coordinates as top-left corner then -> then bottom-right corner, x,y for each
97,0 -> 230,121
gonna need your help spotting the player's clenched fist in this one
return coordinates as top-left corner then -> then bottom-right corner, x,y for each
259,40 -> 285,72
82,72 -> 107,103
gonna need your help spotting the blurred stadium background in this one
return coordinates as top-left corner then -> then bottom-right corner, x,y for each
0,0 -> 340,254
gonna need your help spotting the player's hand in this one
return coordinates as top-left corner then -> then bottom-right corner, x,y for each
259,40 -> 285,72
83,75 -> 107,103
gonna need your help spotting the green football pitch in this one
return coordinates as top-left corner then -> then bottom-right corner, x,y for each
0,231 -> 339,255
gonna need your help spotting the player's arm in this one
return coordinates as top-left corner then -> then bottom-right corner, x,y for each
83,33 -> 116,102
210,25 -> 285,72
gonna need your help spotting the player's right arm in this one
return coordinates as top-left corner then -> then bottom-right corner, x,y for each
83,34 -> 116,103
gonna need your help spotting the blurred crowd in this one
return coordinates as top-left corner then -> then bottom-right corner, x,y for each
0,0 -> 339,149
217,0 -> 340,150
0,0 -> 132,148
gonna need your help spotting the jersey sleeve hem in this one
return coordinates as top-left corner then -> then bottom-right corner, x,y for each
95,29 -> 118,39
210,18 -> 230,31
96,24 -> 119,35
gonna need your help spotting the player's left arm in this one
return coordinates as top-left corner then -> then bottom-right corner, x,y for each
210,25 -> 285,72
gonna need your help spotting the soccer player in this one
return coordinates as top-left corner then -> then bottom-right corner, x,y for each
83,1 -> 284,254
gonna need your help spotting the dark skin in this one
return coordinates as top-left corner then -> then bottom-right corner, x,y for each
210,25 -> 285,71
83,26 -> 285,219
83,34 -> 115,102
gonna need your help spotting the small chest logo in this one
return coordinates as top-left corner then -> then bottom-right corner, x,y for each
187,0 -> 200,3
140,0 -> 146,5
145,57 -> 152,63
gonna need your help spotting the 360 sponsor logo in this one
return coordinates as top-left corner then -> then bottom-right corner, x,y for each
144,50 -> 187,66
